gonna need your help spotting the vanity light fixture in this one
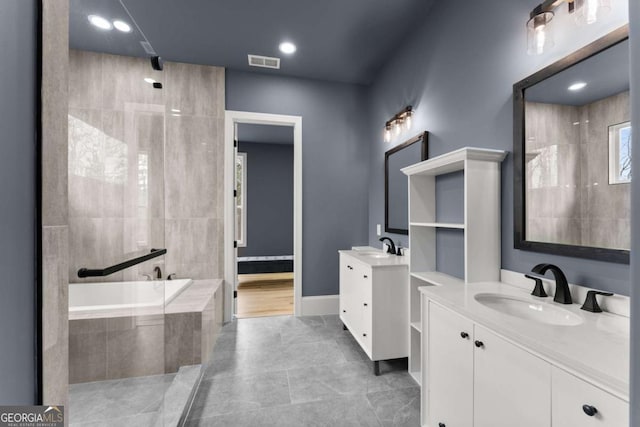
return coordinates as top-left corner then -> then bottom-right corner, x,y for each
383,106 -> 413,143
526,0 -> 613,55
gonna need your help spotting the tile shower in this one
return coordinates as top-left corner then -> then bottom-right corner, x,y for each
67,50 -> 225,426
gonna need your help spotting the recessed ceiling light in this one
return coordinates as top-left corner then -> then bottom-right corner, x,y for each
144,77 -> 156,84
88,15 -> 112,30
568,82 -> 587,91
113,20 -> 131,33
279,41 -> 297,54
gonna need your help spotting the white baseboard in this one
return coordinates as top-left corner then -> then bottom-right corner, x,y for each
301,295 -> 339,316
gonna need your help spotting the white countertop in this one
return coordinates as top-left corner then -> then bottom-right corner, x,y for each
339,249 -> 409,268
420,281 -> 629,401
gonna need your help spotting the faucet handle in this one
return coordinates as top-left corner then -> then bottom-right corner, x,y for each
167,273 -> 177,280
525,274 -> 548,298
581,290 -> 613,313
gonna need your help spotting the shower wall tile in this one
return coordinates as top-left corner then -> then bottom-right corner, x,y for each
42,0 -> 69,413
69,319 -> 107,384
101,53 -> 164,111
165,115 -> 219,219
69,50 -> 102,110
165,62 -> 225,118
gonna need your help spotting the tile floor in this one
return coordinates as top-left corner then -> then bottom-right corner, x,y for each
186,315 -> 420,426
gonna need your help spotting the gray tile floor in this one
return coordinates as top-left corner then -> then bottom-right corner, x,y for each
186,315 -> 420,427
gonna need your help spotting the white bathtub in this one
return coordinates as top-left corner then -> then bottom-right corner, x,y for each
69,279 -> 192,318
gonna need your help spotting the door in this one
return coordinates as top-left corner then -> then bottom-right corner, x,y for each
552,367 -> 628,426
428,302 -> 474,427
473,325 -> 551,427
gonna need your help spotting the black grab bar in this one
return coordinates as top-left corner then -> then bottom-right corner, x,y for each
77,248 -> 167,278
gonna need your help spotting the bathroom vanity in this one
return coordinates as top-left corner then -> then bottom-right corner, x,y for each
420,282 -> 629,427
338,249 -> 409,374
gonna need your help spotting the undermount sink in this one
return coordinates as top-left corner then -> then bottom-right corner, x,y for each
357,251 -> 391,259
474,293 -> 583,326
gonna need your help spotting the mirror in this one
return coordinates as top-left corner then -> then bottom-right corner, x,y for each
385,132 -> 428,234
514,26 -> 630,263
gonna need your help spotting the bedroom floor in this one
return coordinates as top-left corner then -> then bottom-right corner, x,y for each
185,315 -> 420,426
236,273 -> 294,318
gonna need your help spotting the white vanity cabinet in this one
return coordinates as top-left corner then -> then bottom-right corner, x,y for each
339,251 -> 408,365
552,367 -> 629,426
427,302 -> 551,427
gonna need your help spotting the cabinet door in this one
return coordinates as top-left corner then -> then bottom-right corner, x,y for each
428,302 -> 474,427
552,367 -> 628,426
339,255 -> 358,333
474,325 -> 551,427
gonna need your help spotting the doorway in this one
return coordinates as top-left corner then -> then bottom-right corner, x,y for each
235,124 -> 294,318
224,111 -> 302,321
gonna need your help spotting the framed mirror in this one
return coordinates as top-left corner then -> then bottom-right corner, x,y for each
385,132 -> 428,234
514,26 -> 630,264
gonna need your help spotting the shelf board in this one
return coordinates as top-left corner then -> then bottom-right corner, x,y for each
409,370 -> 421,386
410,271 -> 466,287
410,321 -> 422,333
410,222 -> 465,229
401,146 -> 507,177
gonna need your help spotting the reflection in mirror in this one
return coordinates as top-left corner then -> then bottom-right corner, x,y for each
518,30 -> 630,259
385,132 -> 428,234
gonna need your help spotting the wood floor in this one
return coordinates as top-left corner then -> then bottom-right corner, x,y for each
236,272 -> 294,318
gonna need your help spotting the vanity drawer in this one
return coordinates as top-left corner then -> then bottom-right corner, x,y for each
552,367 -> 628,426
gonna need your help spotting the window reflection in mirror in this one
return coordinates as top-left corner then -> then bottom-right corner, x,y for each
523,39 -> 630,251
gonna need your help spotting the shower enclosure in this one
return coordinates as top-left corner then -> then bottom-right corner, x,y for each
66,49 -> 223,426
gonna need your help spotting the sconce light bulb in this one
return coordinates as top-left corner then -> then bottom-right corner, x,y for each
384,127 -> 391,143
527,12 -> 554,55
575,0 -> 611,25
394,121 -> 402,136
404,114 -> 412,131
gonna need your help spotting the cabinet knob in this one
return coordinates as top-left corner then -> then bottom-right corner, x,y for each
342,310 -> 346,313
363,303 -> 368,307
474,340 -> 484,348
460,332 -> 469,339
439,423 -> 446,427
363,275 -> 368,278
363,333 -> 367,337
582,404 -> 598,417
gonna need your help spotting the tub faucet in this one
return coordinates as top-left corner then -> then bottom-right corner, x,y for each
379,237 -> 396,255
154,266 -> 162,280
530,263 -> 572,304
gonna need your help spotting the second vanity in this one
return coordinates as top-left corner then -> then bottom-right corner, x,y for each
420,282 -> 629,427
339,248 -> 408,374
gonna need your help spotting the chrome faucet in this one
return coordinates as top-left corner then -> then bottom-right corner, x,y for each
154,266 -> 162,280
379,237 -> 397,255
530,263 -> 572,304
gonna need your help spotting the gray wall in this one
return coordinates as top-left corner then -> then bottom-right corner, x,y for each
367,0 -> 631,295
0,0 -> 37,403
238,142 -> 294,257
629,0 -> 639,424
227,70 -> 370,296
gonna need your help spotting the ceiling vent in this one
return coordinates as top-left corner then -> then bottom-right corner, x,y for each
248,54 -> 280,69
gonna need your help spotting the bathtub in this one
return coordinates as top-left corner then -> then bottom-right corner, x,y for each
69,278 -> 192,318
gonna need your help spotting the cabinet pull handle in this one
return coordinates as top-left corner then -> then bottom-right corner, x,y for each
460,332 -> 469,339
474,340 -> 484,348
582,405 -> 598,417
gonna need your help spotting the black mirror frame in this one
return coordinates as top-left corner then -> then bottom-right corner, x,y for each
513,25 -> 630,264
385,131 -> 429,235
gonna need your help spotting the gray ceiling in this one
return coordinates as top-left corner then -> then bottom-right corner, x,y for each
237,124 -> 293,145
69,0 -> 436,85
525,39 -> 629,106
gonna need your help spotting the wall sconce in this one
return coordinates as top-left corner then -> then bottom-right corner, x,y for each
527,0 -> 612,55
383,106 -> 413,143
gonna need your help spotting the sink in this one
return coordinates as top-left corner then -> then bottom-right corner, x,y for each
474,293 -> 583,326
357,251 -> 391,259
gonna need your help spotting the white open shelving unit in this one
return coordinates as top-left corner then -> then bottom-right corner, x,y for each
401,147 -> 507,386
